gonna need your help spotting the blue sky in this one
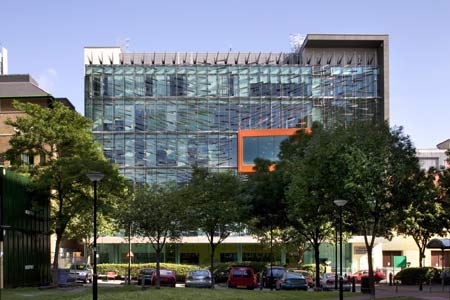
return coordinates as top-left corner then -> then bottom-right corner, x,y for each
1,0 -> 449,148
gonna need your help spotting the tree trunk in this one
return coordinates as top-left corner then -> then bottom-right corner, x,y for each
419,246 -> 425,291
210,243 -> 216,289
314,243 -> 321,290
367,247 -> 375,299
419,247 -> 424,268
156,248 -> 161,289
52,232 -> 62,285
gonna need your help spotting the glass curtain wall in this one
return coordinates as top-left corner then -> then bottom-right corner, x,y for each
85,64 -> 382,184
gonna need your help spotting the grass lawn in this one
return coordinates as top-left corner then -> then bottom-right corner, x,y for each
1,286 -> 420,300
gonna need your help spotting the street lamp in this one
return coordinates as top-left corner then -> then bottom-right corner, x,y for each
87,172 -> 104,300
334,199 -> 347,300
335,216 -> 338,290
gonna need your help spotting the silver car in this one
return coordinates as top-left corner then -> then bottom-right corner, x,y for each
69,264 -> 92,283
185,269 -> 212,288
320,273 -> 351,291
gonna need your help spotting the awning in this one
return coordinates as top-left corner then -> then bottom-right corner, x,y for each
426,238 -> 450,249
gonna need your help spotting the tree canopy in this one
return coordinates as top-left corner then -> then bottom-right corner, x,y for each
4,101 -> 127,284
183,167 -> 246,288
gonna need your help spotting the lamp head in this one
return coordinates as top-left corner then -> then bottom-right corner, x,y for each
334,199 -> 347,207
87,172 -> 104,182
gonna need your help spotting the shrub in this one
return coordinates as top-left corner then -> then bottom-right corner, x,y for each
394,267 -> 439,285
97,263 -> 200,282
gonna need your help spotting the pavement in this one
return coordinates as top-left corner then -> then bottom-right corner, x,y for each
93,281 -> 450,299
337,284 -> 450,300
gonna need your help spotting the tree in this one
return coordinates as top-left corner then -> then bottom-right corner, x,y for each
129,183 -> 185,289
184,168 -> 246,288
4,101 -> 126,284
245,158 -> 292,289
283,125 -> 348,288
397,168 -> 445,268
341,122 -> 418,297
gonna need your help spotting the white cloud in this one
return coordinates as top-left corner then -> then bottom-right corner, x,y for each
36,68 -> 57,93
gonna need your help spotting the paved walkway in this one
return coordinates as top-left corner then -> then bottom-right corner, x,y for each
340,284 -> 450,300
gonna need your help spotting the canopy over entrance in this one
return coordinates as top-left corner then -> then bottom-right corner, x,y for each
426,238 -> 450,249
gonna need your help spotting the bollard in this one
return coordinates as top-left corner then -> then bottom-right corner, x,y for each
389,272 -> 393,286
352,276 -> 356,292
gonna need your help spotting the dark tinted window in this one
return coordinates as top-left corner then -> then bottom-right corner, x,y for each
232,269 -> 252,278
140,269 -> 154,275
190,270 -> 210,277
285,272 -> 303,279
266,268 -> 285,277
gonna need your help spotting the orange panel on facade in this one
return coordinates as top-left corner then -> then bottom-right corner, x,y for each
237,128 -> 309,173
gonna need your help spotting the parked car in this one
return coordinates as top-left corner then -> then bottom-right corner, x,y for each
137,268 -> 155,285
69,263 -> 92,283
227,266 -> 258,290
262,266 -> 286,288
152,269 -> 176,287
348,270 -> 385,283
185,269 -> 212,288
276,272 -> 308,290
287,269 -> 314,288
320,272 -> 351,291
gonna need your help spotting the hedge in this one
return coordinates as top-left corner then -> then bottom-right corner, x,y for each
98,261 -> 282,283
394,267 -> 440,285
97,263 -> 200,281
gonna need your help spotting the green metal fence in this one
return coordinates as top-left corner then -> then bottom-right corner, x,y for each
0,169 -> 50,287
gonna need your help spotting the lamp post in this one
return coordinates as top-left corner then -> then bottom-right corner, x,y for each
87,172 -> 104,300
335,217 -> 338,290
334,199 -> 347,300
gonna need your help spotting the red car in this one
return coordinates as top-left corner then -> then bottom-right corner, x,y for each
349,270 -> 385,283
227,266 -> 258,290
151,269 -> 176,287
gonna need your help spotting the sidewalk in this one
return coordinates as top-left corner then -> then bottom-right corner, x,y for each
341,284 -> 450,300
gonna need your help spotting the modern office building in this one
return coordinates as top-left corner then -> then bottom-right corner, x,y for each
84,34 -> 389,267
84,34 -> 389,184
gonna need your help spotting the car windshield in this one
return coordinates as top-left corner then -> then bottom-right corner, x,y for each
190,270 -> 209,277
160,270 -> 174,276
232,269 -> 251,278
75,265 -> 88,270
285,272 -> 303,279
140,269 -> 154,275
267,268 -> 285,277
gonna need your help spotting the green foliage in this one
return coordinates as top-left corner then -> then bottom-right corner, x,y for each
394,267 -> 440,285
124,182 -> 187,288
3,101 -> 127,283
396,168 -> 445,267
281,124 -> 345,287
131,183 -> 185,248
184,167 -> 247,242
341,123 -> 419,241
245,158 -> 288,230
182,168 -> 247,287
97,263 -> 200,281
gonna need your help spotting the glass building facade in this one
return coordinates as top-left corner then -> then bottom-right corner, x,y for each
85,35 -> 388,184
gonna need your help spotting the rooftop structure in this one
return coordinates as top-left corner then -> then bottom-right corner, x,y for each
0,47 -> 7,75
